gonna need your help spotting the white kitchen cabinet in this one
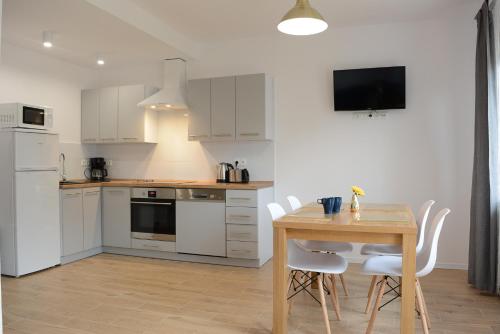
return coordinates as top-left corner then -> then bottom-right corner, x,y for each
211,76 -> 235,141
81,89 -> 100,143
118,85 -> 158,143
83,188 -> 102,250
187,73 -> 273,142
61,187 -> 102,260
187,78 -> 211,141
99,87 -> 119,142
102,187 -> 131,248
225,187 -> 274,264
61,189 -> 84,257
81,85 -> 157,144
236,73 -> 274,141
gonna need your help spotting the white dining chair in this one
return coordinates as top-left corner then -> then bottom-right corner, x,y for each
362,208 -> 450,334
286,195 -> 353,295
268,203 -> 348,334
360,200 -> 435,256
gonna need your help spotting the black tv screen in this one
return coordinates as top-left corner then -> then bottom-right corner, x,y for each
333,66 -> 406,111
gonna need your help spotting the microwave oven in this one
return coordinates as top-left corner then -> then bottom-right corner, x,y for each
0,103 -> 53,130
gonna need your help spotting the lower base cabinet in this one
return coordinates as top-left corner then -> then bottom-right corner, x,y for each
102,187 -> 131,248
60,187 -> 102,258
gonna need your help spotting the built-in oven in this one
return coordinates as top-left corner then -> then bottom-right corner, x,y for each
130,188 -> 176,241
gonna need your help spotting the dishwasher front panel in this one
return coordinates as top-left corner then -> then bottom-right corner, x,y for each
176,201 -> 226,257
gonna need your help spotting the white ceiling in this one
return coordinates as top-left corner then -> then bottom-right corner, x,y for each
1,0 -> 182,69
1,0 -> 474,68
128,0 -> 473,43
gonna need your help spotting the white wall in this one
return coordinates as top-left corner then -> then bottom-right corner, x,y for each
84,1 -> 480,268
0,43 -> 97,178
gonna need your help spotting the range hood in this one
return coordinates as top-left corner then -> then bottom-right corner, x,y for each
138,58 -> 188,111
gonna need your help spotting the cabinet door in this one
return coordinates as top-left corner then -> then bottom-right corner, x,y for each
99,87 -> 119,142
211,76 -> 235,141
83,188 -> 102,250
118,85 -> 145,143
187,79 -> 211,141
61,189 -> 84,256
81,89 -> 100,143
236,74 -> 268,141
102,188 -> 131,248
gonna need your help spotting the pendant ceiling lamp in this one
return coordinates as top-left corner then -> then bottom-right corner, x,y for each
278,0 -> 328,36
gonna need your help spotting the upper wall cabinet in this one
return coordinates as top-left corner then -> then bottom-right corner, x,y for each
211,76 -> 236,141
236,74 -> 274,141
99,87 -> 119,143
187,73 -> 274,142
187,79 -> 211,141
81,89 -> 100,143
81,85 -> 159,144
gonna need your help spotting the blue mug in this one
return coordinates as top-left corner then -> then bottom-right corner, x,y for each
333,197 -> 342,213
317,197 -> 335,214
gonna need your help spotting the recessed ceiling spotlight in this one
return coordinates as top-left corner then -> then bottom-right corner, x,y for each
150,105 -> 157,109
96,57 -> 105,66
183,113 -> 188,117
42,31 -> 53,48
165,104 -> 172,108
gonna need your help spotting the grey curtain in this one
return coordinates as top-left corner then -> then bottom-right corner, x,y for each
469,0 -> 499,294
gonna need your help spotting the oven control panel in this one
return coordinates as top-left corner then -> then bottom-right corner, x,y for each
131,188 -> 176,200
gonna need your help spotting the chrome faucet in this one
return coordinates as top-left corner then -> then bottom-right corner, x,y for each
59,153 -> 67,181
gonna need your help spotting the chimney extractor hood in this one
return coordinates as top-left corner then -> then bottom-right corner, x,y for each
138,58 -> 188,111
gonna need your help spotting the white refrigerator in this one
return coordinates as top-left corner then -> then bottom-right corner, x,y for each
0,128 -> 61,276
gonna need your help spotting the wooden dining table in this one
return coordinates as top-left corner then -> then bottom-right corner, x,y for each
272,203 -> 417,333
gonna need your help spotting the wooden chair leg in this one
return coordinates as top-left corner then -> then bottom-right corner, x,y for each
317,274 -> 332,334
417,279 -> 431,329
326,274 -> 341,320
365,275 -> 379,314
339,273 -> 349,296
415,280 -> 429,334
366,276 -> 387,334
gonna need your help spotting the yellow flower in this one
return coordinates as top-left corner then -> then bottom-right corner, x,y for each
352,186 -> 365,196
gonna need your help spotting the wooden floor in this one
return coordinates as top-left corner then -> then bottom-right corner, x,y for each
2,254 -> 500,334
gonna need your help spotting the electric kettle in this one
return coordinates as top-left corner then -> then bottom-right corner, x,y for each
217,162 -> 233,183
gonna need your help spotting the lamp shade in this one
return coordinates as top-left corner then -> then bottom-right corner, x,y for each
278,0 -> 328,36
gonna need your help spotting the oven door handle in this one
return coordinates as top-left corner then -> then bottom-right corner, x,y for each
130,201 -> 173,206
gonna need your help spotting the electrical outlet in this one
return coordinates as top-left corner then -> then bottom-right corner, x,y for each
353,111 -> 387,119
236,158 -> 247,167
106,159 -> 113,166
81,159 -> 89,167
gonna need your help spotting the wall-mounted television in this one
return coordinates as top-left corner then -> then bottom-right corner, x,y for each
333,66 -> 406,111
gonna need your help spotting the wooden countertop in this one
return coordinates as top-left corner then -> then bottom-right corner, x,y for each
59,179 -> 274,190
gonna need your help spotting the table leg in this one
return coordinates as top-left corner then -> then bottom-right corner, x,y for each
273,227 -> 288,333
401,233 -> 416,334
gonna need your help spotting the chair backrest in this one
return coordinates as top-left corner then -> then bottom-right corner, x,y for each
416,200 -> 435,254
267,202 -> 287,221
286,195 -> 302,211
267,202 -> 303,260
416,208 -> 450,277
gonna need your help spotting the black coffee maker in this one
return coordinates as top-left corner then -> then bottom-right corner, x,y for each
87,157 -> 108,181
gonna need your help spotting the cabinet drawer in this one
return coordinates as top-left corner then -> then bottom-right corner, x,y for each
226,207 -> 257,225
131,239 -> 176,252
226,190 -> 257,207
227,224 -> 257,242
227,241 -> 258,259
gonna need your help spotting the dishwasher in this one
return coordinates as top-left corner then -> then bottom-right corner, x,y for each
175,188 -> 226,257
